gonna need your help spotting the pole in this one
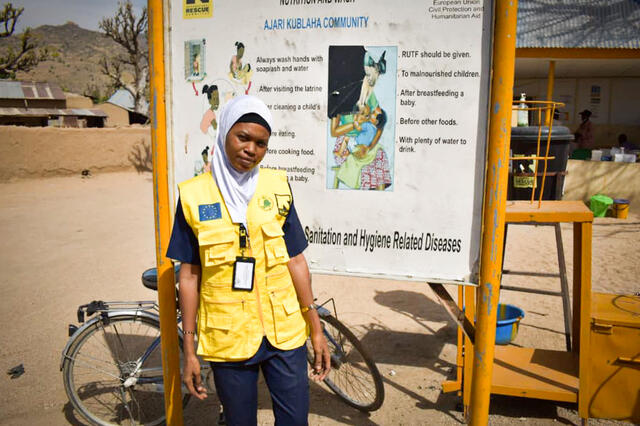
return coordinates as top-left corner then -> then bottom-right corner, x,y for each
148,0 -> 184,424
469,0 -> 518,424
545,60 -> 556,125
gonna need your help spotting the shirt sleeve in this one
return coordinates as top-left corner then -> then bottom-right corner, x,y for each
166,197 -> 201,265
283,199 -> 309,258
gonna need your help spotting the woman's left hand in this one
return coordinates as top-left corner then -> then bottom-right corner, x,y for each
309,329 -> 331,382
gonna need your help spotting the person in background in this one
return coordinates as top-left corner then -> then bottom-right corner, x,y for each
618,133 -> 638,151
574,109 -> 594,149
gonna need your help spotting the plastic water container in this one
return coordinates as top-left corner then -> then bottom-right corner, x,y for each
613,198 -> 630,219
591,150 -> 603,161
495,304 -> 525,345
590,194 -> 613,217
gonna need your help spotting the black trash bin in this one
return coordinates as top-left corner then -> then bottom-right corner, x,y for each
508,126 -> 574,200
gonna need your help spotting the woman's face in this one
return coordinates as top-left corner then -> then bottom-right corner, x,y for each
364,65 -> 380,86
225,121 -> 269,172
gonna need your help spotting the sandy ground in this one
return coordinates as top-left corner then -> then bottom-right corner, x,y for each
0,171 -> 638,425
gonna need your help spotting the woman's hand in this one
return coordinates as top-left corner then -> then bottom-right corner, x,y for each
286,253 -> 331,380
183,354 -> 208,400
309,328 -> 331,382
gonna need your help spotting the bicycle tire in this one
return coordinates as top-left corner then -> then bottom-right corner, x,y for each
307,315 -> 384,411
62,314 -> 189,425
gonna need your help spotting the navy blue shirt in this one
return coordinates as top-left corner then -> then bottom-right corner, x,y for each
166,197 -> 308,264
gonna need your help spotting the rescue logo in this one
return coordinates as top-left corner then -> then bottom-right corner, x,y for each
198,203 -> 221,221
275,194 -> 292,217
258,196 -> 274,212
183,0 -> 213,19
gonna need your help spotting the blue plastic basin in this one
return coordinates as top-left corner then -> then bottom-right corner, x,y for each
495,303 -> 525,345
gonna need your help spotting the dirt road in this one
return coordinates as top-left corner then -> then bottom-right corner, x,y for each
0,171 -> 635,425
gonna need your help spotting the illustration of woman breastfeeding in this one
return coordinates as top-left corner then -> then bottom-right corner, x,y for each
326,46 -> 396,190
229,42 -> 253,94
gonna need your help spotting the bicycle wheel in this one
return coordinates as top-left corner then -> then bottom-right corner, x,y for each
62,314 -> 189,425
307,315 -> 384,411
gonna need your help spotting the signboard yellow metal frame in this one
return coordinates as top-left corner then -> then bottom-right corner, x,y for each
149,0 -> 184,423
148,0 -> 519,424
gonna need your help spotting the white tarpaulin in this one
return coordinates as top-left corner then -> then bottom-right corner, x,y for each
166,0 -> 493,282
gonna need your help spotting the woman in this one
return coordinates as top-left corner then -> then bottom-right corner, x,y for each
574,109 -> 594,150
200,84 -> 219,133
357,50 -> 386,111
167,95 -> 330,425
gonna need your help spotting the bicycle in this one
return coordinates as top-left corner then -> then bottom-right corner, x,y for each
307,298 -> 385,412
60,266 -> 209,425
61,267 -> 384,425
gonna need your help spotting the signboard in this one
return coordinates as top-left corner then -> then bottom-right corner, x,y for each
165,0 -> 493,282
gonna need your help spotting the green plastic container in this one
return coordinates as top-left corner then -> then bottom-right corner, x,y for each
590,194 -> 613,217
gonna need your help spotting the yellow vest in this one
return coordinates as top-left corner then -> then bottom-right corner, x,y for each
179,169 -> 308,362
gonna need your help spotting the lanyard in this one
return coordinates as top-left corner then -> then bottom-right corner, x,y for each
239,223 -> 248,256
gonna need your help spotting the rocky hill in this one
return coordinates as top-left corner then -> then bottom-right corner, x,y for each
0,22 -> 129,100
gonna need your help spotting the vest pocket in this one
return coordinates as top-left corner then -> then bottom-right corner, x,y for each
267,278 -> 306,344
198,227 -> 236,267
261,222 -> 290,270
198,298 -> 250,359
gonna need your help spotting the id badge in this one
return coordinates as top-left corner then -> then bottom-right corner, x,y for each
232,256 -> 255,291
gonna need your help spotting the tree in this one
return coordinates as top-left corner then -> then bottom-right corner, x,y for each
99,1 -> 148,115
0,3 -> 48,79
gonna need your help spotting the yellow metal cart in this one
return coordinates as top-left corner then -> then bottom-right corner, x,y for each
443,200 -> 595,420
587,293 -> 640,422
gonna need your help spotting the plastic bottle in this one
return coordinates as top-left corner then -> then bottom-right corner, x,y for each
517,93 -> 528,127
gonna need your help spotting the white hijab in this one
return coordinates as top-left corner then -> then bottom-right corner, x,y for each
211,95 -> 273,227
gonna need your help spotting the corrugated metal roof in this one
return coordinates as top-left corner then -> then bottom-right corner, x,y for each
106,88 -> 149,115
517,0 -> 640,49
0,81 -> 24,99
107,89 -> 135,111
0,80 -> 66,100
0,107 -> 107,118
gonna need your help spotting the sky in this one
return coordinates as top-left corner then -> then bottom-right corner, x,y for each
10,0 -> 147,33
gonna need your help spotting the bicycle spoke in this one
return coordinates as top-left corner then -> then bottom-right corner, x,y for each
65,353 -> 124,382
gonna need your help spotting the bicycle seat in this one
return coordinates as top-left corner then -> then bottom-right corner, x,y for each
141,264 -> 181,291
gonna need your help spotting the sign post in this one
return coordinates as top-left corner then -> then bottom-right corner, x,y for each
470,0 -> 518,424
148,0 -> 184,424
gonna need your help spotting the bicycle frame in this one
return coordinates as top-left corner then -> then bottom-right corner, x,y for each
316,297 -> 336,319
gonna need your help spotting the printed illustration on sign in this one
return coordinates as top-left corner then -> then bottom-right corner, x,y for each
193,83 -> 218,176
185,39 -> 206,82
200,84 -> 219,133
326,46 -> 397,191
183,0 -> 213,19
189,41 -> 259,176
229,42 -> 253,95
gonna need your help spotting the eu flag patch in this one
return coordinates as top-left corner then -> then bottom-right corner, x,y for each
198,203 -> 221,221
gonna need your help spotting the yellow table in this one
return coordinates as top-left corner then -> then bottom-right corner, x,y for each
443,200 -> 593,420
